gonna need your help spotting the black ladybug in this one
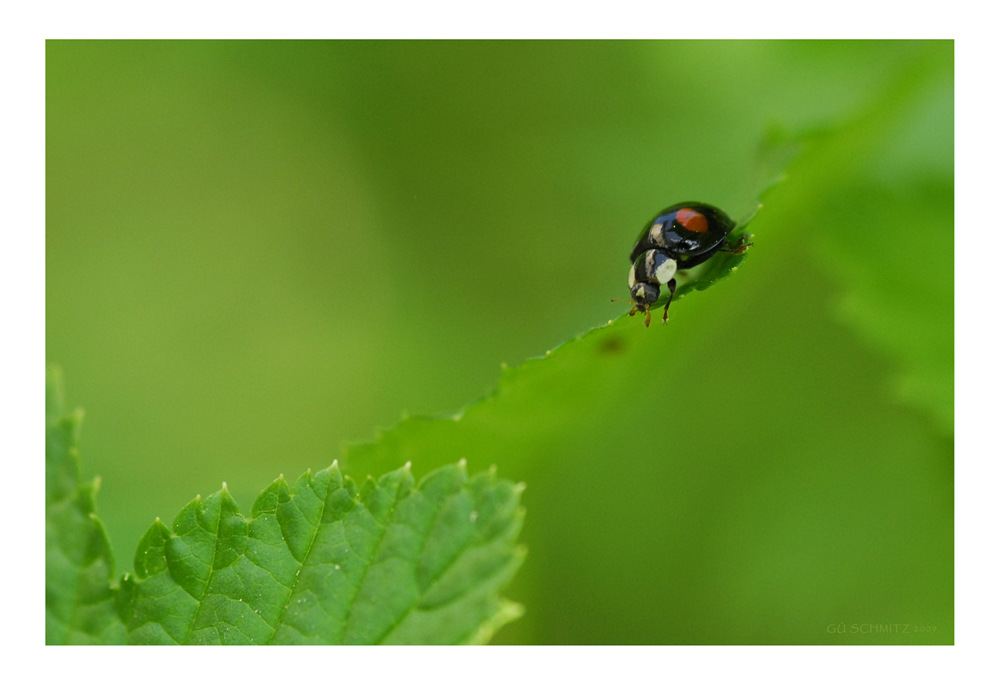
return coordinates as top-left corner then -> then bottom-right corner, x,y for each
615,202 -> 752,326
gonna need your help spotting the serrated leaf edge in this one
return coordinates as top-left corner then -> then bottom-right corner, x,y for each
122,459 -> 525,644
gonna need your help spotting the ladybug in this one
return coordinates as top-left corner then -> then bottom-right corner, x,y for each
615,202 -> 752,326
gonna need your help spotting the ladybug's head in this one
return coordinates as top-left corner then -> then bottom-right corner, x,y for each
629,281 -> 660,313
611,281 -> 660,327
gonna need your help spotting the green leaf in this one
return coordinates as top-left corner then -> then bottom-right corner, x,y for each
756,44 -> 954,433
118,459 -> 525,644
812,179 -> 953,433
46,369 -> 526,644
45,367 -> 127,644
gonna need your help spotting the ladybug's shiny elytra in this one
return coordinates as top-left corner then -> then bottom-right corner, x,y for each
615,202 -> 752,326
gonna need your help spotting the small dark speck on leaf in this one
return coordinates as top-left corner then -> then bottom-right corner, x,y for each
599,336 -> 626,355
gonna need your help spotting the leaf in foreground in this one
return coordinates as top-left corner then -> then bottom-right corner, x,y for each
119,459 -> 525,644
46,368 -> 126,644
45,369 -> 526,644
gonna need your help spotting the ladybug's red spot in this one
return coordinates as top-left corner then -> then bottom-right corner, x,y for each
676,208 -> 708,233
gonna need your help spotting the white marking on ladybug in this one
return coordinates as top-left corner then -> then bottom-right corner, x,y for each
650,222 -> 667,246
628,264 -> 636,288
635,284 -> 647,299
653,257 -> 677,284
644,250 -> 657,277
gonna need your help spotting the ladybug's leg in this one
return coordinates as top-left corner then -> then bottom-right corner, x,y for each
628,306 -> 637,317
719,234 -> 754,255
661,278 -> 677,324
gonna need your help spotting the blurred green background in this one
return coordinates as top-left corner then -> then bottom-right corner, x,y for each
46,40 -> 953,644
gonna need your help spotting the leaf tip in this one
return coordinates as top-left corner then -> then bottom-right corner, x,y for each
465,599 -> 526,645
514,482 -> 527,494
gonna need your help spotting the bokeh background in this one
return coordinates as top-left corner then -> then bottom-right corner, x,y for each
46,41 -> 953,644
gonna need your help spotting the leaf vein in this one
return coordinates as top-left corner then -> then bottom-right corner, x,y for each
176,501 -> 225,644
265,481 -> 333,644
